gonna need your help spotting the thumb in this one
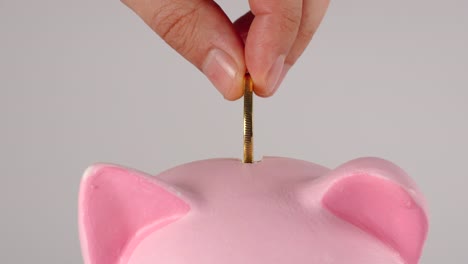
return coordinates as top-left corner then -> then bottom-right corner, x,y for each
122,0 -> 246,100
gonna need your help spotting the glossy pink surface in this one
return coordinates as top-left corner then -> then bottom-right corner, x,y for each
79,157 -> 428,264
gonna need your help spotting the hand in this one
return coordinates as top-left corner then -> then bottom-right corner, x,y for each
122,0 -> 330,100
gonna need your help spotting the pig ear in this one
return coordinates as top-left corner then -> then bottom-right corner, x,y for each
321,158 -> 429,264
78,164 -> 190,264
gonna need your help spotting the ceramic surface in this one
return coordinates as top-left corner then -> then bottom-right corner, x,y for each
79,157 -> 428,264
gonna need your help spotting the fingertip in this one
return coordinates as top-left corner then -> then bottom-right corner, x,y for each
202,49 -> 245,101
253,62 -> 291,97
250,74 -> 274,98
245,32 -> 287,97
223,73 -> 245,101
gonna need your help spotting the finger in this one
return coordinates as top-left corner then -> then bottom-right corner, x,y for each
286,0 -> 330,69
121,0 -> 246,100
233,11 -> 254,44
245,0 -> 303,97
271,0 -> 330,93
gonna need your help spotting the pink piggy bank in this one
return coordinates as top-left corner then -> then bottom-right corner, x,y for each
79,157 -> 428,264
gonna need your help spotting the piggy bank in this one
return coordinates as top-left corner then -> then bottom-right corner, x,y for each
78,157 -> 428,264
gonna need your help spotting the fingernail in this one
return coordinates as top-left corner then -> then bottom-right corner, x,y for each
271,63 -> 291,95
202,49 -> 238,99
265,55 -> 286,96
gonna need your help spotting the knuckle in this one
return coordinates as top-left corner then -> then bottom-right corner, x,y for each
278,6 -> 301,33
149,2 -> 200,53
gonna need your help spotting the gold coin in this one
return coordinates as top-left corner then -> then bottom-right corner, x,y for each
243,74 -> 254,163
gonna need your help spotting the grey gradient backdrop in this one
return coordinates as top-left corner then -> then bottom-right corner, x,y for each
1,0 -> 467,263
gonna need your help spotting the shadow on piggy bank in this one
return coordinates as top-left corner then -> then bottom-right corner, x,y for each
78,157 -> 428,264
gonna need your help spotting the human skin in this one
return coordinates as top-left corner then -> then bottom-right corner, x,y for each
121,0 -> 330,100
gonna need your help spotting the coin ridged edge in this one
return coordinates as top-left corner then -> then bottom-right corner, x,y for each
243,74 -> 254,163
